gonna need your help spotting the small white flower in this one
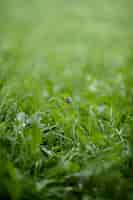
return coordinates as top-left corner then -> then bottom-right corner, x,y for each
16,112 -> 26,122
97,105 -> 105,113
89,80 -> 98,92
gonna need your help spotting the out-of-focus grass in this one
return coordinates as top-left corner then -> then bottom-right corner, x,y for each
0,0 -> 133,199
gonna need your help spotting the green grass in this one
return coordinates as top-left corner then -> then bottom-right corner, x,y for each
0,0 -> 133,199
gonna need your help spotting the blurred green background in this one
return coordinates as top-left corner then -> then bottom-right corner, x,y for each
1,0 -> 133,66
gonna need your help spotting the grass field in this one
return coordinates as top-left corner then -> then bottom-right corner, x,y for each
0,0 -> 133,199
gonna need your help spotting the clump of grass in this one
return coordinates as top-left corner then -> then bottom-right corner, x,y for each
0,0 -> 133,199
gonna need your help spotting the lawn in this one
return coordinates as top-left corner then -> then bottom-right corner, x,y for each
0,0 -> 133,199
